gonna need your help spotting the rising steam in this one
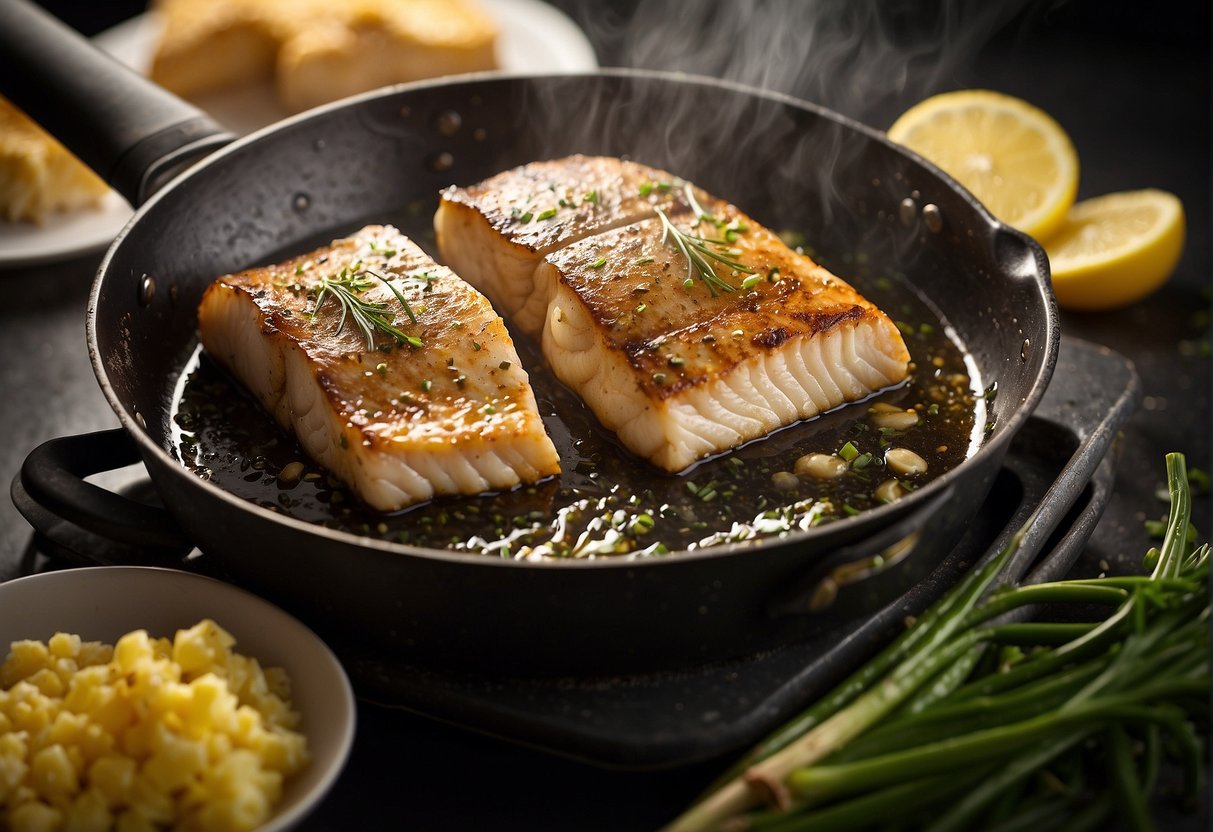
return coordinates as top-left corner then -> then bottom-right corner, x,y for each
566,0 -> 1038,126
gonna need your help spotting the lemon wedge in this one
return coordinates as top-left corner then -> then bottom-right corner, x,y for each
1043,189 -> 1185,312
887,90 -> 1079,240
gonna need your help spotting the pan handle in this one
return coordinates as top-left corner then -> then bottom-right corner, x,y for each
0,0 -> 233,206
17,428 -> 193,556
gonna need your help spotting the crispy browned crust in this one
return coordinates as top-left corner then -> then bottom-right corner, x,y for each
543,200 -> 907,400
439,155 -> 694,257
199,226 -> 550,455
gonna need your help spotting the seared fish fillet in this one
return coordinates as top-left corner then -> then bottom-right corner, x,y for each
276,0 -> 497,113
197,225 -> 560,511
150,0 -> 497,112
435,155 -> 687,336
436,157 -> 910,473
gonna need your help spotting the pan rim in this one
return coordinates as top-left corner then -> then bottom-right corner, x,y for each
87,68 -> 1060,571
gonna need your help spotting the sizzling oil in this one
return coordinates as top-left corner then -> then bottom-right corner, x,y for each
170,221 -> 983,560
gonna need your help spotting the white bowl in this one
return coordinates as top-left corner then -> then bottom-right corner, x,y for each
0,566 -> 355,831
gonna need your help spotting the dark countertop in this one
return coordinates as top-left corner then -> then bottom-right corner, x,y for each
2,2 -> 1209,829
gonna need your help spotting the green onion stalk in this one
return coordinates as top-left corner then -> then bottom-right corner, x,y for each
665,453 -> 1208,832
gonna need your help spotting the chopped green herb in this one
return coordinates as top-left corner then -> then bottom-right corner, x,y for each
519,211 -> 533,223
537,208 -> 558,221
591,257 -> 607,269
584,190 -> 599,204
294,262 -> 304,276
472,341 -> 482,351
839,441 -> 860,461
927,403 -> 940,416
375,362 -> 388,375
852,452 -> 873,470
421,379 -> 432,392
498,360 -> 511,371
841,503 -> 860,516
635,302 -> 648,313
652,372 -> 667,385
632,514 -> 656,533
767,267 -> 780,283
669,356 -> 686,367
639,182 -> 654,197
634,256 -> 654,265
741,274 -> 762,290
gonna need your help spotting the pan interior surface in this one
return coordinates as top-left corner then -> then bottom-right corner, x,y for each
93,73 -> 1055,565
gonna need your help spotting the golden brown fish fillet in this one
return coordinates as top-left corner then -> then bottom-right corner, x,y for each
436,157 -> 910,472
197,225 -> 560,511
150,0 -> 497,112
435,155 -> 691,335
276,0 -> 497,113
150,0 -> 291,98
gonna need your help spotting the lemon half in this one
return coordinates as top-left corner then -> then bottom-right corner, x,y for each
888,90 -> 1079,241
1044,189 -> 1185,312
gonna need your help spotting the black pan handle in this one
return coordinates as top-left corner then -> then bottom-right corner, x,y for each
19,428 -> 192,553
0,0 -> 233,206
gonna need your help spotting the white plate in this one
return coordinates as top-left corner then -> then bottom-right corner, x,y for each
0,566 -> 356,832
94,0 -> 599,135
2,0 -> 596,269
0,189 -> 133,270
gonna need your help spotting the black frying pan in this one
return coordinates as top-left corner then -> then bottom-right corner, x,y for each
3,1 -> 1057,674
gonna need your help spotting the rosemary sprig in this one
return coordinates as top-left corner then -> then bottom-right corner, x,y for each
683,182 -> 717,224
655,204 -> 755,297
309,268 -> 422,351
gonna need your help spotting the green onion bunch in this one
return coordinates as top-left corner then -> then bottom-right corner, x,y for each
668,453 -> 1208,832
